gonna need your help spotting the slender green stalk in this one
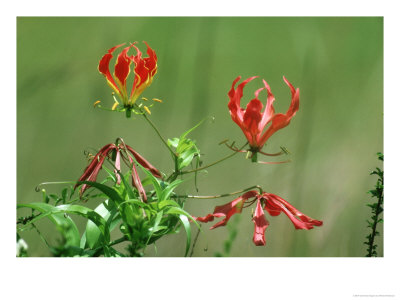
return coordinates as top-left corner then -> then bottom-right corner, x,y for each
190,224 -> 202,257
31,223 -> 51,249
180,142 -> 248,175
173,184 -> 263,200
141,112 -> 177,158
35,181 -> 75,192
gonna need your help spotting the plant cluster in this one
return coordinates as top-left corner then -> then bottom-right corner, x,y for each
17,41 -> 322,257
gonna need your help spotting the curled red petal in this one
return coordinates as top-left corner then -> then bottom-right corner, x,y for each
243,99 -> 263,146
114,45 -> 134,96
252,198 -> 269,246
75,144 -> 117,195
130,44 -> 150,99
114,149 -> 121,185
143,41 -> 158,77
259,79 -> 276,130
98,44 -> 125,96
195,190 -> 259,229
264,197 -> 281,216
264,193 -> 323,229
127,154 -> 147,202
258,77 -> 300,147
194,214 -> 215,223
125,145 -> 162,178
228,76 -> 259,144
283,76 -> 300,119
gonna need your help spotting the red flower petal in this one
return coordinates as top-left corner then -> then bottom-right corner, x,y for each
264,193 -> 323,230
98,44 -> 125,96
114,149 -> 121,185
252,198 -> 269,246
258,79 -> 276,131
195,190 -> 259,229
114,45 -> 134,96
283,76 -> 300,119
125,145 -> 162,178
75,144 -> 117,195
143,41 -> 157,77
258,77 -> 300,147
228,76 -> 259,144
264,197 -> 281,216
127,154 -> 147,202
243,99 -> 263,147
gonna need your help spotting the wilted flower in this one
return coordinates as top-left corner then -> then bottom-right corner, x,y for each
98,41 -> 158,114
75,141 -> 161,202
228,76 -> 299,156
195,190 -> 322,246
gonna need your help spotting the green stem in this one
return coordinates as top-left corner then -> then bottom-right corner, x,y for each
141,112 -> 177,158
180,142 -> 248,175
35,181 -> 75,192
190,224 -> 202,257
173,184 -> 263,200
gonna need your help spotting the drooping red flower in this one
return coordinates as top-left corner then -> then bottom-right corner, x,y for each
228,76 -> 299,153
75,141 -> 161,202
195,190 -> 322,246
98,41 -> 158,109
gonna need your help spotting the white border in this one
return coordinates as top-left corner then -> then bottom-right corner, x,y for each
3,1 -> 399,299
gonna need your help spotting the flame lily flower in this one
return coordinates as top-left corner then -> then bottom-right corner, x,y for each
195,190 -> 322,246
75,141 -> 161,202
98,41 -> 158,114
228,76 -> 299,156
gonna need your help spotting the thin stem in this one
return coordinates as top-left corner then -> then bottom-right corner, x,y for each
35,181 -> 75,192
141,111 -> 177,158
181,142 -> 248,175
31,223 -> 51,249
190,224 -> 202,257
173,185 -> 263,200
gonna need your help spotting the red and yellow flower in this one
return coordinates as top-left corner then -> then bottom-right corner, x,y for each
98,41 -> 158,113
195,190 -> 322,246
228,76 -> 299,154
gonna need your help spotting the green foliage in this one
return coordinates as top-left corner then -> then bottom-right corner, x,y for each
168,119 -> 204,172
365,152 -> 384,257
17,142 -> 199,257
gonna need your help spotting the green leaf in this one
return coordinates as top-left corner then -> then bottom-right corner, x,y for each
179,118 -> 205,141
57,204 -> 110,244
158,199 -> 181,209
178,215 -> 191,257
136,165 -> 163,199
17,203 -> 80,247
164,206 -> 200,228
85,201 -> 114,249
178,147 -> 198,169
167,138 -> 179,148
147,211 -> 164,245
161,179 -> 183,201
78,181 -> 124,204
117,170 -> 136,200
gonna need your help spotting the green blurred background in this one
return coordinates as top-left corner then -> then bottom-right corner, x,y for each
17,17 -> 383,257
